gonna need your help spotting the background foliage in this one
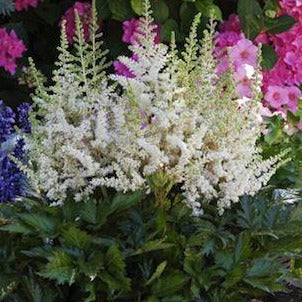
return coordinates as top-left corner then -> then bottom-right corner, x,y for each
1,0 -> 233,108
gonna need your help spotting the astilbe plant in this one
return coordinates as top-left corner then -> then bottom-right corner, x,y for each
25,0 -> 285,215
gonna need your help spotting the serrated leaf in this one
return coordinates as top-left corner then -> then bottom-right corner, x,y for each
110,190 -> 144,214
264,15 -> 296,34
101,245 -> 131,292
78,251 -> 104,277
80,199 -> 97,224
61,226 -> 92,250
261,44 -> 278,71
130,239 -> 174,256
234,233 -> 251,263
146,261 -> 167,286
39,250 -> 75,285
151,271 -> 188,297
17,213 -> 55,235
0,222 -> 32,235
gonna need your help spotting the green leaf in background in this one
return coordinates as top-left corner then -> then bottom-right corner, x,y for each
35,3 -> 61,26
264,15 -> 296,34
96,0 -> 111,19
180,2 -> 195,31
108,0 -> 133,21
152,0 -> 170,23
161,18 -> 179,42
237,0 -> 264,40
131,0 -> 144,15
195,0 -> 222,21
261,44 -> 278,71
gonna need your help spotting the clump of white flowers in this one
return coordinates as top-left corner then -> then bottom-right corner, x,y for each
25,0 -> 285,214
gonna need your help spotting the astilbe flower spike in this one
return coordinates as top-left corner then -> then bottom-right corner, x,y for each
114,17 -> 161,77
25,1 -> 284,215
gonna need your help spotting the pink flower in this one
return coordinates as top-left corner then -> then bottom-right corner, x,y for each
219,14 -> 242,34
113,61 -> 135,78
113,53 -> 138,78
122,17 -> 161,45
265,85 -> 289,109
60,2 -> 96,44
234,65 -> 254,97
285,85 -> 301,112
14,0 -> 40,11
254,30 -> 270,45
122,18 -> 140,44
229,39 -> 258,69
297,118 -> 302,130
0,28 -> 26,75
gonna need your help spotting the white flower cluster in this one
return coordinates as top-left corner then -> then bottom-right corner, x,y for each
25,2 -> 284,214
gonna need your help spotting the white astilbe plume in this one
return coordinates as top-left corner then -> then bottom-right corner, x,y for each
24,0 -> 286,214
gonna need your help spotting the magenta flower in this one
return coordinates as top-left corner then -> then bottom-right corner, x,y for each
229,39 -> 258,69
14,0 -> 40,11
60,2 -> 95,44
0,28 -> 26,75
113,61 -> 135,78
122,17 -> 161,45
219,14 -> 242,34
122,18 -> 141,44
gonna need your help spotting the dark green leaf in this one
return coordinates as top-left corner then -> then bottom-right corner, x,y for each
61,226 -> 92,250
39,250 -> 75,285
237,0 -> 264,39
131,0 -> 144,15
161,19 -> 179,42
265,15 -> 296,34
151,271 -> 188,297
152,0 -> 169,23
146,261 -> 167,285
130,239 -> 174,256
108,0 -> 133,21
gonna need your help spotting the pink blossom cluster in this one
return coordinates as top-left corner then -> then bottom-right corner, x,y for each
60,2 -> 93,44
0,28 -> 26,75
14,0 -> 40,11
279,0 -> 302,22
215,14 -> 258,98
216,6 -> 302,117
114,18 -> 161,78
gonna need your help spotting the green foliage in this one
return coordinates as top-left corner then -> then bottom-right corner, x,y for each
0,187 -> 301,301
261,44 -> 278,71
